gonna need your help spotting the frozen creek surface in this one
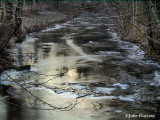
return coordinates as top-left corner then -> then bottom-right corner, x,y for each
1,12 -> 160,120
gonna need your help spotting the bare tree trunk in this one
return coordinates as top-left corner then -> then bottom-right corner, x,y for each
150,1 -> 160,29
0,2 -> 22,51
144,1 -> 155,55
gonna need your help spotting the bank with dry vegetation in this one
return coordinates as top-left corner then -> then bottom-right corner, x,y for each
104,1 -> 160,64
21,2 -> 82,35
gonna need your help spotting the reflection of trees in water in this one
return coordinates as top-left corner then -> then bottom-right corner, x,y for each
17,40 -> 40,65
155,101 -> 160,119
6,98 -> 23,120
34,41 -> 38,63
18,47 -> 23,66
42,48 -> 51,59
6,96 -> 42,120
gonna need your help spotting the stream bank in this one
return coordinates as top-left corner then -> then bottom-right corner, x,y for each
121,34 -> 160,65
21,3 -> 82,35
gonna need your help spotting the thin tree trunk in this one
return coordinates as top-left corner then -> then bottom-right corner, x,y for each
144,1 -> 155,55
150,1 -> 160,29
0,2 -> 22,51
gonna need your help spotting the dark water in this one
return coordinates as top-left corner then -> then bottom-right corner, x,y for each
0,12 -> 160,120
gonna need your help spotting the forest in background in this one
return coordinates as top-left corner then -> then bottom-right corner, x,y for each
0,0 -> 160,67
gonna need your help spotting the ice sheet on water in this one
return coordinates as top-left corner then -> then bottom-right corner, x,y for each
114,110 -> 122,113
109,31 -> 120,40
89,41 -> 94,43
0,69 -> 24,80
0,81 -> 12,86
157,96 -> 160,100
94,87 -> 115,94
86,95 -> 117,100
0,80 -> 21,86
80,22 -> 90,25
42,42 -> 55,46
113,83 -> 129,90
108,31 -> 145,60
104,24 -> 115,26
127,45 -> 145,60
58,92 -> 79,98
118,95 -> 135,102
30,67 -> 39,72
34,87 -> 56,94
117,40 -> 145,60
73,84 -> 86,90
20,44 -> 30,48
42,24 -> 63,32
25,36 -> 38,42
153,71 -> 160,86
84,41 -> 99,44
98,51 -> 121,55
32,87 -> 80,98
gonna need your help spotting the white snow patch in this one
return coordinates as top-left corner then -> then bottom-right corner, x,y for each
33,87 -> 79,98
98,17 -> 109,19
0,80 -> 21,86
42,42 -> 55,46
150,82 -> 155,86
19,44 -> 29,48
0,81 -> 12,86
86,95 -> 117,100
114,110 -> 122,113
29,33 -> 33,36
73,84 -> 85,90
118,95 -> 135,102
153,71 -> 160,86
98,51 -> 121,55
42,24 -> 63,32
157,96 -> 160,100
94,87 -> 115,94
113,83 -> 129,90
108,31 -> 145,60
89,41 -> 94,43
25,36 -> 38,42
0,69 -> 24,80
71,33 -> 77,35
104,24 -> 115,26
30,67 -> 39,72
109,32 -> 120,40
127,45 -> 145,60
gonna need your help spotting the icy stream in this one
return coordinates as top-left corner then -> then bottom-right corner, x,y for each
0,12 -> 160,120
